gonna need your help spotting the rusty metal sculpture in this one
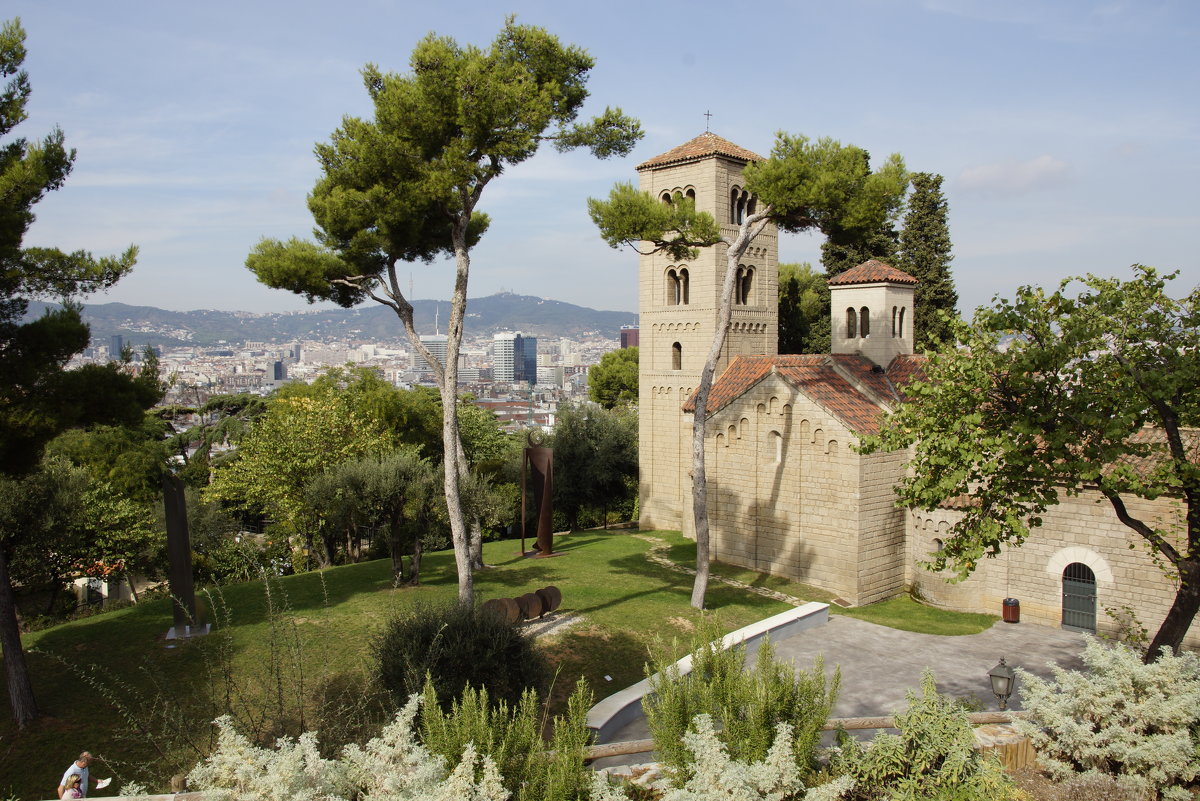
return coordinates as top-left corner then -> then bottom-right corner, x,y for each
521,429 -> 555,556
163,473 -> 206,639
482,586 -> 562,623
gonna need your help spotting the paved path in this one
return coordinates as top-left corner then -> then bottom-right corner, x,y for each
600,615 -> 1087,749
591,534 -> 1090,769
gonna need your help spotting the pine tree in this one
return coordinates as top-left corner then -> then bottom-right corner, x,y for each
897,172 -> 957,350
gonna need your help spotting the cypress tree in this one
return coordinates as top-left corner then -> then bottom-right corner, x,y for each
897,172 -> 957,350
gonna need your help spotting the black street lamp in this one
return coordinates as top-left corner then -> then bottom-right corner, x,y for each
988,657 -> 1017,710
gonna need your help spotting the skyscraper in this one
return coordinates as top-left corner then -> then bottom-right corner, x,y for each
620,325 -> 639,348
493,332 -> 537,384
110,334 -> 124,358
416,334 -> 448,373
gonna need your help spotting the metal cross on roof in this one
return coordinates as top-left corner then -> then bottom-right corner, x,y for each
704,110 -> 712,131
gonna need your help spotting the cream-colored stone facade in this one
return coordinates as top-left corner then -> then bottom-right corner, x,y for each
636,133 -> 1197,648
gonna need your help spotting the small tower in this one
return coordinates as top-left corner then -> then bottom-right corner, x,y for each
636,132 -> 779,531
828,260 -> 918,367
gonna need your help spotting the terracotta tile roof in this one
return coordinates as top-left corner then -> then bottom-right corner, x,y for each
1111,427 -> 1200,478
828,260 -> 918,286
685,354 -> 924,436
884,354 -> 929,401
636,132 -> 764,171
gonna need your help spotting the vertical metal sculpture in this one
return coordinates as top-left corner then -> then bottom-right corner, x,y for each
162,472 -> 199,638
521,430 -> 555,556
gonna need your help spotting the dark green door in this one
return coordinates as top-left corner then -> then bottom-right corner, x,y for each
1062,562 -> 1097,633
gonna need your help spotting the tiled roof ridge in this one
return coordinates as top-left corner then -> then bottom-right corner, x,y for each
828,259 -> 919,286
637,132 -> 765,171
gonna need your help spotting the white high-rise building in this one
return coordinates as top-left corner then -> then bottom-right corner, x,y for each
493,332 -> 519,382
416,334 -> 448,373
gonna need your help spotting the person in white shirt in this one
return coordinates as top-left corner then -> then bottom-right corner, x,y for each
58,752 -> 95,799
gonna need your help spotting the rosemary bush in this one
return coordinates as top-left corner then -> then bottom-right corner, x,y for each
420,679 -> 594,801
1014,638 -> 1200,801
643,622 -> 839,786
829,670 -> 1017,801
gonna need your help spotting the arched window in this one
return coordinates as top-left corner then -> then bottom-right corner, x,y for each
772,430 -> 783,464
860,307 -> 870,337
747,196 -> 757,216
891,306 -> 898,337
736,192 -> 747,224
932,538 -> 944,552
846,307 -> 857,338
729,188 -> 740,223
666,269 -> 680,306
678,268 -> 689,305
685,188 -> 696,203
671,342 -> 682,371
898,307 -> 906,338
739,267 -> 754,305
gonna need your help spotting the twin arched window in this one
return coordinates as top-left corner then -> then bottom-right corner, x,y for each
735,266 -> 754,305
666,268 -> 690,306
729,187 -> 756,224
891,306 -> 906,338
846,307 -> 871,338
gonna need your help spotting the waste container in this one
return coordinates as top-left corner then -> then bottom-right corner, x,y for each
1002,597 -> 1020,623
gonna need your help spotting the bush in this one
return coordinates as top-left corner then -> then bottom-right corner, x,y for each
373,600 -> 548,710
829,670 -> 1017,801
643,620 -> 839,787
1014,638 -> 1200,801
188,697 -> 507,801
420,679 -> 594,801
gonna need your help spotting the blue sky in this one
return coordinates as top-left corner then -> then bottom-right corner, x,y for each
11,0 -> 1199,317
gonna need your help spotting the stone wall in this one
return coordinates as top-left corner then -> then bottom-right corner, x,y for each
909,493 -> 1198,649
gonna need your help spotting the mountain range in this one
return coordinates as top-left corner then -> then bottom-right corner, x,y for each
25,293 -> 638,349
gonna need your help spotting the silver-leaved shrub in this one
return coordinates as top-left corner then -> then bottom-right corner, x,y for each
590,714 -> 853,801
1015,638 -> 1200,801
187,695 -> 508,801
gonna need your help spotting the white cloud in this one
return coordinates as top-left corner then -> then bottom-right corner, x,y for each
956,155 -> 1071,196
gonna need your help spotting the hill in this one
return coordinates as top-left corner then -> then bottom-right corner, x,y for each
24,293 -> 637,348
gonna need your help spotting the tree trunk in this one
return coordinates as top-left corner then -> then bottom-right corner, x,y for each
689,214 -> 772,610
1145,557 -> 1200,662
0,547 -> 38,727
468,517 -> 484,570
127,574 -> 139,603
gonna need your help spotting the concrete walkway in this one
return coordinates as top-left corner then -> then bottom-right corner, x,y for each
594,614 -> 1089,765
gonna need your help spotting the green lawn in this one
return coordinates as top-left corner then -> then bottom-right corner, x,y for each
0,529 -> 995,799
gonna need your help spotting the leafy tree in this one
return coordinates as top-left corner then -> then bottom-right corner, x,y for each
896,172 -> 957,350
245,19 -> 641,606
0,18 -> 159,727
168,392 -> 269,487
588,347 -> 638,409
777,263 -> 830,354
551,402 -> 638,529
820,221 -> 899,279
590,132 -> 906,608
48,408 -> 171,504
307,448 -> 441,583
860,265 -> 1200,660
205,386 -> 390,567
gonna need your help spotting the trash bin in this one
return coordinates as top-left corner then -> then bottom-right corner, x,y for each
1002,598 -> 1020,623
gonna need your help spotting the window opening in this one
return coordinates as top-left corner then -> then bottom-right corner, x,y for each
859,307 -> 870,337
846,308 -> 857,338
671,342 -> 682,370
898,307 -> 906,338
679,267 -> 689,305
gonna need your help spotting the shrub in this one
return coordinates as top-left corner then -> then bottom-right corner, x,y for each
1014,638 -> 1200,801
829,670 -> 1017,801
187,696 -> 507,801
643,621 -> 839,786
373,600 -> 548,710
591,716 -> 854,801
420,679 -> 594,801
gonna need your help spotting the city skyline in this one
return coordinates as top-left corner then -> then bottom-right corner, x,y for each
11,0 -> 1198,318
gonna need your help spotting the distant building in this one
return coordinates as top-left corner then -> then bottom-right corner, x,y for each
273,360 -> 287,381
620,325 -> 639,348
110,334 -> 124,358
416,334 -> 448,373
493,332 -> 537,384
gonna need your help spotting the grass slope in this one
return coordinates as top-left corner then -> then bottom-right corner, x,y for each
0,530 -> 994,798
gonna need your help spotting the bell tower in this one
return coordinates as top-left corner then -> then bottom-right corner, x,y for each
636,132 -> 778,532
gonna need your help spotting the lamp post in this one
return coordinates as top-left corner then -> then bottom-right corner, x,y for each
988,657 -> 1017,710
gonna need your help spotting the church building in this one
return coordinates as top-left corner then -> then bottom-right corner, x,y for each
635,132 -> 1196,647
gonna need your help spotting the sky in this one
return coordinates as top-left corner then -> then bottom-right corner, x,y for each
10,0 -> 1199,317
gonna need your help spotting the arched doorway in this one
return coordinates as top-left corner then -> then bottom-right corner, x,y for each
1062,562 -> 1097,632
